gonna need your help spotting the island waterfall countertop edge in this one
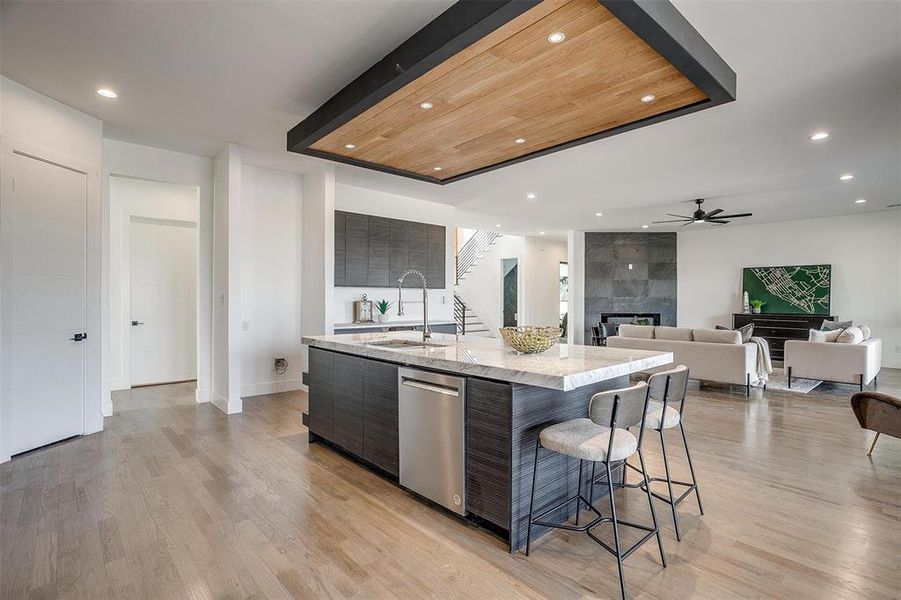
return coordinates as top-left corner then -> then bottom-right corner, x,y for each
302,331 -> 673,390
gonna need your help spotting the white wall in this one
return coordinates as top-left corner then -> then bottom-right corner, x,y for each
567,231 -> 585,345
333,183 -> 455,324
678,211 -> 901,368
109,176 -> 199,394
0,77 -> 103,462
103,139 -> 213,408
240,164 -> 303,397
456,234 -> 566,335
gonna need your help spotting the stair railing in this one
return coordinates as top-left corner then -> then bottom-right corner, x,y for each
455,230 -> 501,284
453,293 -> 467,335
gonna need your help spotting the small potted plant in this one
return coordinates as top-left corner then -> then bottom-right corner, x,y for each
749,299 -> 766,314
375,299 -> 393,323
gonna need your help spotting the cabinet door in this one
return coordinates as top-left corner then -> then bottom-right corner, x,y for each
408,221 -> 428,285
388,218 -> 409,285
334,211 -> 346,287
466,378 -> 511,529
333,353 -> 365,456
368,216 -> 390,287
363,360 -> 399,475
427,224 -> 446,289
345,212 -> 369,286
308,348 -> 335,440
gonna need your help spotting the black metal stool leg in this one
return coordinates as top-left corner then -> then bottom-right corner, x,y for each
679,422 -> 703,515
638,449 -> 666,568
526,437 -> 541,556
589,461 -> 596,507
575,459 -> 584,526
606,461 -> 628,600
658,428 -> 682,541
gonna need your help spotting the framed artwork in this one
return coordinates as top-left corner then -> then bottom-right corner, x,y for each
742,264 -> 832,315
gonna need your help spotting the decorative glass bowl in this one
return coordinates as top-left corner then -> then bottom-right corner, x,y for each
499,326 -> 562,354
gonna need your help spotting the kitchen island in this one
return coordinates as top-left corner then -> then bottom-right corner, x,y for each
301,331 -> 672,552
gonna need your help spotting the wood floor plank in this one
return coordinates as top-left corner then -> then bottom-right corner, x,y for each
2,373 -> 900,599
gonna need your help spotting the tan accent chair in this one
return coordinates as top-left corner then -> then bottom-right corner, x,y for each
784,338 -> 881,391
851,391 -> 901,455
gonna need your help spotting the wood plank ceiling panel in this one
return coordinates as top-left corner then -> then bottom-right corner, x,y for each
309,0 -> 707,181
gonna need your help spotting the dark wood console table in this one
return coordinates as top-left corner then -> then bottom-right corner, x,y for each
733,313 -> 835,361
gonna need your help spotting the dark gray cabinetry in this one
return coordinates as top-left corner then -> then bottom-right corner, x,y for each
335,210 -> 445,289
307,348 -> 399,476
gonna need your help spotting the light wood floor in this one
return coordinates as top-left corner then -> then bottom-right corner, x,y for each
2,372 -> 900,599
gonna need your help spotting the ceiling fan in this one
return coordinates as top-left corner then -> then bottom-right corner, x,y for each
653,198 -> 752,226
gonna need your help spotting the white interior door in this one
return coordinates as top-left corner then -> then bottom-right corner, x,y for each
129,218 -> 197,386
7,151 -> 87,455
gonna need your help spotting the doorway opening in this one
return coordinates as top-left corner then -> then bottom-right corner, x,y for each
502,257 -> 518,327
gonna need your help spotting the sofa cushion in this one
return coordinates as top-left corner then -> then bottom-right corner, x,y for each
809,328 -> 843,342
619,324 -> 655,339
693,328 -> 741,344
821,319 -> 852,331
655,326 -> 694,342
836,326 -> 865,344
716,323 -> 754,343
859,325 -> 872,340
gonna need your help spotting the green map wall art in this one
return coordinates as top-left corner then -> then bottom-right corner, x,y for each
742,264 -> 832,315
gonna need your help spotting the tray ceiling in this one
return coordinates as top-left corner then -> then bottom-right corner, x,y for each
288,0 -> 735,184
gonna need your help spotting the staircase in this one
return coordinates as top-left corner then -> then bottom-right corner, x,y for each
456,230 -> 501,283
453,294 -> 491,336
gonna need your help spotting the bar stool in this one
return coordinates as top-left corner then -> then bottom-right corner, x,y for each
638,365 -> 703,541
525,381 -> 666,600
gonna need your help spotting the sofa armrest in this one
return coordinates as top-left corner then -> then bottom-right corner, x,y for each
785,339 -> 881,384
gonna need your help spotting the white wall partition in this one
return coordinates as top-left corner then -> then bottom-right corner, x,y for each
678,211 -> 901,368
103,139 -> 212,410
0,77 -> 103,462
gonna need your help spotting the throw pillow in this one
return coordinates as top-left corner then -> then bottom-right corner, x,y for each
694,328 -> 742,344
859,325 -> 872,340
716,323 -> 754,343
619,324 -> 655,339
821,319 -> 852,331
809,328 -> 842,342
836,326 -> 865,344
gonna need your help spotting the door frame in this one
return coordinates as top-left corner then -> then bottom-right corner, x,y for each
499,256 -> 523,328
0,136 -> 102,463
123,214 -> 199,388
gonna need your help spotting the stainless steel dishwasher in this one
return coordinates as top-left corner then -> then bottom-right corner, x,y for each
398,367 -> 466,515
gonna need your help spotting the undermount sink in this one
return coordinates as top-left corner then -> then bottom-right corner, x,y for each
365,339 -> 447,349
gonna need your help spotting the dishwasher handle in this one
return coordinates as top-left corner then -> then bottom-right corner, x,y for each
401,376 -> 460,397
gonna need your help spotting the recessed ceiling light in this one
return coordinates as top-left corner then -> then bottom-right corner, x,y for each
515,138 -> 526,144
641,224 -> 650,229
96,88 -> 117,98
810,131 -> 829,141
525,192 -> 536,200
495,223 -> 502,228
539,231 -> 546,235
595,212 -> 603,217
344,143 -> 356,149
419,102 -> 433,110
547,32 -> 565,44
433,166 -> 442,171
639,94 -> 656,104
855,198 -> 866,204
839,174 -> 854,181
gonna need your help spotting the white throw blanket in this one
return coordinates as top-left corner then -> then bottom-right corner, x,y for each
749,336 -> 773,385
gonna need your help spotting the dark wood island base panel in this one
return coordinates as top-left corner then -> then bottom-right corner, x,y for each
307,347 -> 628,553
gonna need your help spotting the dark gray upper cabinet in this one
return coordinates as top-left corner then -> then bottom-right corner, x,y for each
367,216 -> 390,287
334,211 -> 346,287
335,210 -> 445,289
344,212 -> 369,286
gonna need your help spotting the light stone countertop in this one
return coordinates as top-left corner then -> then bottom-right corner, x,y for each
302,331 -> 673,391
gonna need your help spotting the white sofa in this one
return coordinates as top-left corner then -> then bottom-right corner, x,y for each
607,325 -> 759,396
784,338 -> 881,390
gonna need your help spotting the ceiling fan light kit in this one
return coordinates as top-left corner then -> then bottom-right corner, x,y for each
287,0 -> 736,184
653,199 -> 753,226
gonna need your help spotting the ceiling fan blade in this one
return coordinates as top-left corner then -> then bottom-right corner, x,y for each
705,208 -> 724,218
666,214 -> 692,219
715,213 -> 752,219
653,219 -> 691,223
681,221 -> 695,227
707,219 -> 730,224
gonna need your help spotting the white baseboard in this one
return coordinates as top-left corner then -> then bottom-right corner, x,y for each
195,388 -> 211,403
299,383 -> 308,393
212,393 -> 242,415
241,378 -> 302,398
0,454 -> 10,464
101,402 -> 113,417
110,379 -> 130,392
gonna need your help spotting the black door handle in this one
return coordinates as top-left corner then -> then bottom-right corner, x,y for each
69,333 -> 87,342
131,320 -> 145,326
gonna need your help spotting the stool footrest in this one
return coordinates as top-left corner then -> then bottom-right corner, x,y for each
531,494 -> 603,533
586,519 -> 660,561
643,477 -> 697,507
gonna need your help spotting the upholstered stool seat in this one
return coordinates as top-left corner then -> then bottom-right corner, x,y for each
644,401 -> 680,430
540,419 -> 638,462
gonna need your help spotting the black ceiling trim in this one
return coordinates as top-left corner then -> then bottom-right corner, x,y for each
287,0 -> 737,185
